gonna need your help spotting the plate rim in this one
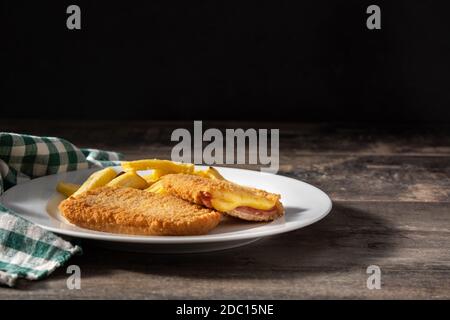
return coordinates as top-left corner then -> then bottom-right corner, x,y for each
0,166 -> 332,244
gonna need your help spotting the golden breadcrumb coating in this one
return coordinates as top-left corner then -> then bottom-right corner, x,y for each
159,174 -> 279,204
59,186 -> 221,236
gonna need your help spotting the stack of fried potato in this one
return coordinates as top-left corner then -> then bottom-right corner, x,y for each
57,159 -> 225,197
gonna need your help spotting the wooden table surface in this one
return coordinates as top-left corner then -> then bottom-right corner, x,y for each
1,120 -> 449,299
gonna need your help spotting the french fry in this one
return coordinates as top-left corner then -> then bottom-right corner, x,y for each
142,175 -> 158,185
142,169 -> 171,184
145,180 -> 165,194
72,167 -> 117,197
107,171 -> 149,189
121,159 -> 194,174
151,169 -> 171,179
56,182 -> 81,197
194,167 -> 226,180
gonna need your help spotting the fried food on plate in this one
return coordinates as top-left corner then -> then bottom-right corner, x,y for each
141,169 -> 171,184
57,169 -> 148,198
121,159 -> 194,174
56,182 -> 80,197
72,167 -> 117,197
107,171 -> 149,189
193,167 -> 226,180
59,186 -> 221,236
56,158 -> 283,236
147,174 -> 284,222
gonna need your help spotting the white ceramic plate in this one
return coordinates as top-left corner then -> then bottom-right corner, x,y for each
0,167 -> 332,253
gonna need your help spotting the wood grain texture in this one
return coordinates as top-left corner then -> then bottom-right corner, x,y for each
0,120 -> 449,299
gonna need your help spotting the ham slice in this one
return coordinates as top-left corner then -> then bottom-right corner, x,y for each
199,191 -> 281,221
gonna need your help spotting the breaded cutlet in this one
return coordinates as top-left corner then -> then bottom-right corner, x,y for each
59,186 -> 222,236
150,174 -> 284,222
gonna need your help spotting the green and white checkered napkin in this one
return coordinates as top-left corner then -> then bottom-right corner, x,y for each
0,132 -> 123,287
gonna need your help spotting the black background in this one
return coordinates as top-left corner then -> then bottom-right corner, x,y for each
2,1 -> 450,122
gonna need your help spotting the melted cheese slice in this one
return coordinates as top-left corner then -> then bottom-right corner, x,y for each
210,190 -> 276,212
